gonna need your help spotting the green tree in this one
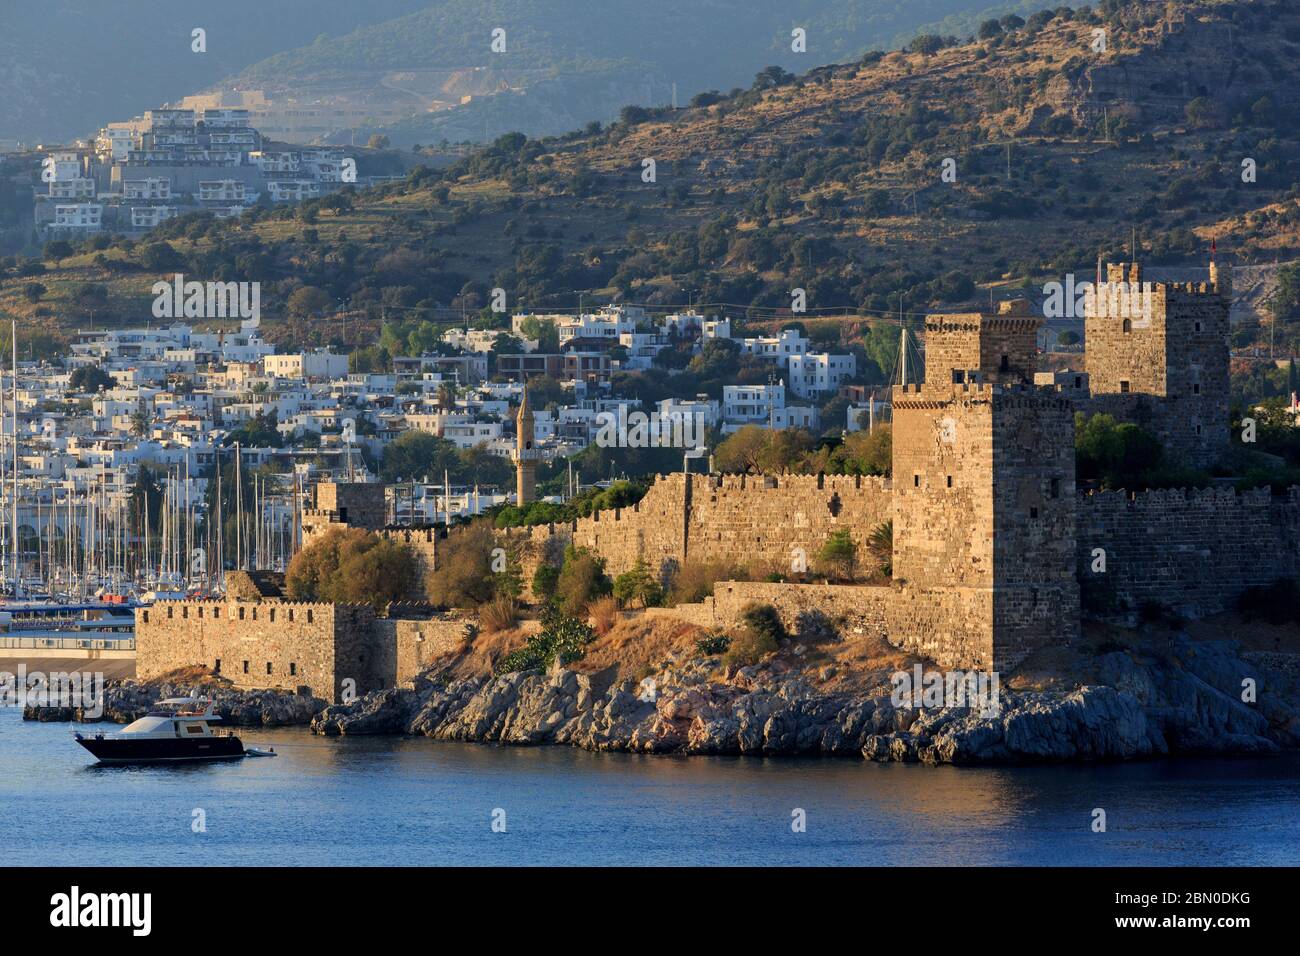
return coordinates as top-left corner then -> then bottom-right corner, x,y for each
612,559 -> 663,608
285,527 -> 417,608
816,529 -> 857,581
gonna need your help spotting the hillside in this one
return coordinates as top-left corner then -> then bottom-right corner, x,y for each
0,0 -> 431,144
217,0 -> 1061,146
4,0 -> 1300,367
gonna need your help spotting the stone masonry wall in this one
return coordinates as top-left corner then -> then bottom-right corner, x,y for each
1077,486 -> 1300,620
504,472 -> 892,584
136,600 -> 356,702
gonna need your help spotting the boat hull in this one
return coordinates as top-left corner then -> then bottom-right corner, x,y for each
76,734 -> 245,764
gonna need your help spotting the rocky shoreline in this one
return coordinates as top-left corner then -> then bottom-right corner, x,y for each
312,636 -> 1299,764
23,636 -> 1299,765
22,680 -> 325,727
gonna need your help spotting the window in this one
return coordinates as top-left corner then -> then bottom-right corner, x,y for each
213,607 -> 220,619
1193,383 -> 1200,394
266,662 -> 273,675
1119,380 -> 1130,393
914,474 -> 921,487
946,475 -> 953,488
306,610 -> 314,623
182,606 -> 188,619
242,660 -> 249,674
1050,478 -> 1060,498
167,606 -> 174,619
289,662 -> 297,676
238,607 -> 245,620
288,609 -> 295,622
186,724 -> 204,735
270,609 -> 276,623
999,355 -> 1009,372
198,607 -> 204,619
214,659 -> 221,673
1194,321 -> 1202,333
141,610 -> 149,623
1195,424 -> 1202,435
1122,318 -> 1132,333
1030,507 -> 1039,519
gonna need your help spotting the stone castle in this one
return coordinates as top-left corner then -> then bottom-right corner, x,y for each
137,260 -> 1300,695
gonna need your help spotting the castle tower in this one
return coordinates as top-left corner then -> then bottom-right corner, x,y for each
514,385 -> 538,505
1084,260 -> 1230,468
888,306 -> 1079,672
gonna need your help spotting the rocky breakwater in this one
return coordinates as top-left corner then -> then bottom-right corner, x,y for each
23,679 -> 326,727
311,636 -> 1298,764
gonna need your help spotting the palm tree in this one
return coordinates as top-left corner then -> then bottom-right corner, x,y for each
867,520 -> 893,578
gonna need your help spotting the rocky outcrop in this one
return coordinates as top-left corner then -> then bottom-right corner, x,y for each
22,680 -> 326,727
308,636 -> 1298,765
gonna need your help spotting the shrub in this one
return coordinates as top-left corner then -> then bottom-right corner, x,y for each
722,625 -> 779,668
666,559 -> 742,605
494,606 -> 596,675
532,563 -> 560,600
479,596 -> 518,634
816,529 -> 857,581
695,633 -> 732,656
612,559 -> 664,608
555,546 -> 612,615
740,603 -> 787,644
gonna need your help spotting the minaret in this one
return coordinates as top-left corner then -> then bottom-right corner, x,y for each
514,385 -> 537,505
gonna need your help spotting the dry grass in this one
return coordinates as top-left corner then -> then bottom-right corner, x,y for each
588,596 -> 621,636
144,665 -> 231,687
478,596 -> 518,634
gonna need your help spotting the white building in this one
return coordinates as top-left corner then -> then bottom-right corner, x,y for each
739,328 -> 808,363
787,352 -> 857,400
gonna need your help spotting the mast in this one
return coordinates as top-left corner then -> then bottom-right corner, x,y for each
12,321 -> 19,598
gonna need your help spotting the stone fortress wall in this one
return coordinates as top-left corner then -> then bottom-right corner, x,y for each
136,597 -> 471,703
501,471 -> 892,584
1076,485 -> 1300,620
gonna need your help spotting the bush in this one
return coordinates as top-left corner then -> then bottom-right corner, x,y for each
532,563 -> 560,600
695,634 -> 732,656
666,559 -> 742,605
555,546 -> 612,615
816,530 -> 857,581
494,606 -> 596,675
612,559 -> 664,608
722,625 -> 779,668
740,603 -> 787,645
479,596 -> 518,634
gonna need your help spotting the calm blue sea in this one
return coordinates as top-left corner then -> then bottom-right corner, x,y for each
3,706 -> 1298,866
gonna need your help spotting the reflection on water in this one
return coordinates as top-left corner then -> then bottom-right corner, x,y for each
3,708 -> 1298,866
